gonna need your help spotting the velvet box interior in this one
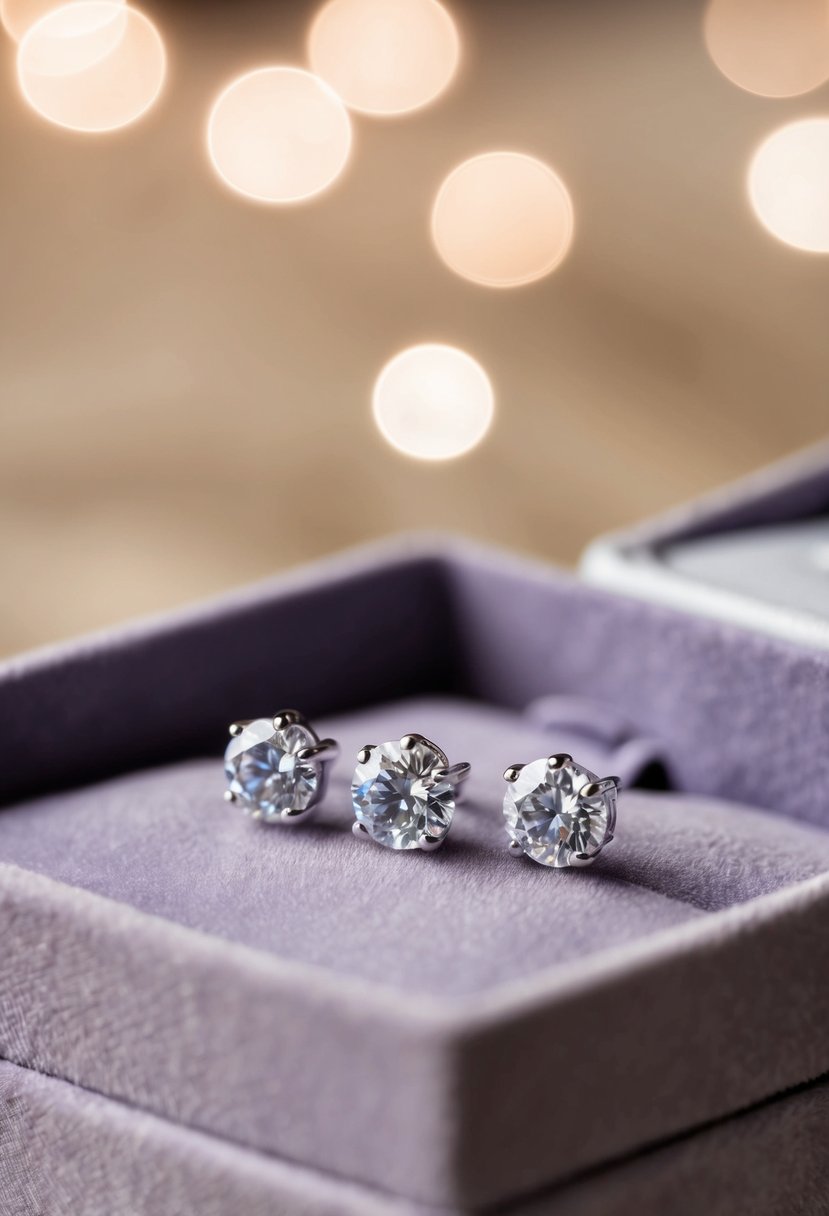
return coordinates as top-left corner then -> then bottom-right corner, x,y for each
3,529 -> 829,1213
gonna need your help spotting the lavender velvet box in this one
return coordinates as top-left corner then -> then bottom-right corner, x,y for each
3,521 -> 829,1213
4,1057 -> 829,1216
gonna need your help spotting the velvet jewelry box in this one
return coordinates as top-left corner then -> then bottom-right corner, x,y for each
3,457 -> 829,1213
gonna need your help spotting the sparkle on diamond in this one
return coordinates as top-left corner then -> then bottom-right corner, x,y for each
352,738 -> 454,850
224,719 -> 319,822
503,757 -> 613,868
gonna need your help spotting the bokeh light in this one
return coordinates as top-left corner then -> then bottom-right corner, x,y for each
19,1 -> 127,76
748,118 -> 829,253
704,0 -> 829,98
1,0 -> 118,40
1,0 -> 122,42
207,67 -> 352,204
17,2 -> 164,133
372,343 -> 494,461
431,151 -> 573,288
308,0 -> 459,116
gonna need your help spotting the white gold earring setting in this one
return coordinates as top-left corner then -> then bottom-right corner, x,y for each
224,709 -> 339,825
503,753 -> 620,868
351,734 -> 471,852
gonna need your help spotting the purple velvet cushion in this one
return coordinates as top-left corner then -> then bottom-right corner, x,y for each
1,697 -> 827,996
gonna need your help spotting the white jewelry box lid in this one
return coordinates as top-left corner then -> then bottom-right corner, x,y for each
580,440 -> 829,651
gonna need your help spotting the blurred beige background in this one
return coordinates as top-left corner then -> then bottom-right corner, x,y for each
1,0 -> 827,658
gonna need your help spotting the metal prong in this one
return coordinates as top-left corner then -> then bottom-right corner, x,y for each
548,753 -> 572,770
280,806 -> 314,824
400,733 -> 426,751
224,789 -> 236,803
503,765 -> 524,783
433,761 -> 471,787
352,820 -> 369,839
569,854 -> 595,868
229,720 -> 252,737
357,746 -> 375,765
418,834 -> 444,852
273,709 -> 302,731
580,776 -> 621,799
507,840 -> 524,857
297,738 -> 339,763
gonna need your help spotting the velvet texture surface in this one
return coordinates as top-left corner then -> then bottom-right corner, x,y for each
3,1057 -> 829,1215
2,538 -> 829,1209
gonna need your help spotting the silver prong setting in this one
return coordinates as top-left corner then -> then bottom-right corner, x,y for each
433,761 -> 471,787
224,789 -> 236,803
433,760 -> 471,806
418,834 -> 445,852
399,733 -> 426,751
297,738 -> 340,763
273,709 -> 302,731
229,720 -> 252,737
280,806 -> 315,824
357,745 -> 375,765
547,753 -> 572,770
352,820 -> 369,839
503,765 -> 524,783
580,776 -> 621,799
507,840 -> 524,857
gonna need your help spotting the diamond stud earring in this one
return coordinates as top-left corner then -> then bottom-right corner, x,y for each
351,734 -> 471,852
224,709 -> 339,825
503,753 -> 620,868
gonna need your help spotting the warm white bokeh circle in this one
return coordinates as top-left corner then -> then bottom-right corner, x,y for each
207,67 -> 352,204
372,344 -> 494,461
19,2 -> 128,77
432,152 -> 574,288
17,2 -> 164,133
308,0 -> 459,116
704,0 -> 829,98
1,0 -> 122,41
748,119 -> 829,253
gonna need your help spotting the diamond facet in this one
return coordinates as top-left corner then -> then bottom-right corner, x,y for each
503,756 -> 615,868
352,738 -> 455,850
224,718 -> 320,822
